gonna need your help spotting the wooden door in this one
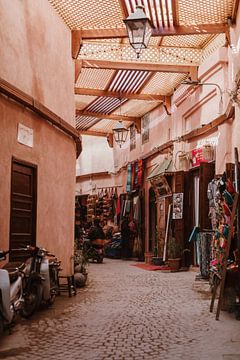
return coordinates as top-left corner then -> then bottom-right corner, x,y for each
10,159 -> 37,260
173,171 -> 185,248
149,187 -> 157,252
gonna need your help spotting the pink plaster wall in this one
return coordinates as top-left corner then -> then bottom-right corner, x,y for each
77,135 -> 114,176
0,0 -> 76,274
0,0 -> 75,124
228,6 -> 240,166
0,96 -> 76,274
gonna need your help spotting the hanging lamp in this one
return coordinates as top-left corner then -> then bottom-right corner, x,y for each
112,98 -> 129,148
123,5 -> 153,58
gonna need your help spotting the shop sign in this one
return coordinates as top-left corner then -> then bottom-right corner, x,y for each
172,192 -> 183,219
191,147 -> 208,167
17,123 -> 33,148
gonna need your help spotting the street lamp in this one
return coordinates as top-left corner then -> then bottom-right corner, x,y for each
124,5 -> 153,58
112,121 -> 129,148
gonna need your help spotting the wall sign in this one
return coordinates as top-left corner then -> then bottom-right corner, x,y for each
191,147 -> 208,167
142,113 -> 150,144
130,124 -> 136,151
172,192 -> 183,219
17,123 -> 33,148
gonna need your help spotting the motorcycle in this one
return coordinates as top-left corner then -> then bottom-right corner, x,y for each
21,246 -> 61,317
0,250 -> 26,335
82,238 -> 105,263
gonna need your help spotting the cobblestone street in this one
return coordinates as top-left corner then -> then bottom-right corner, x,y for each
0,259 -> 240,360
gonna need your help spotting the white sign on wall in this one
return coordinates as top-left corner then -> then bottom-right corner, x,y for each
172,193 -> 184,219
17,123 -> 33,148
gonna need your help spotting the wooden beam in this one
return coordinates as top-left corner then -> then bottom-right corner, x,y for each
75,87 -> 166,101
76,109 -> 140,123
72,29 -> 82,59
171,0 -> 179,26
75,59 -> 82,83
231,0 -> 240,24
78,130 -> 108,137
107,133 -> 113,148
134,118 -> 141,133
82,59 -> 197,74
119,0 -> 128,18
189,67 -> 198,82
181,102 -> 234,142
81,23 -> 227,39
163,96 -> 171,115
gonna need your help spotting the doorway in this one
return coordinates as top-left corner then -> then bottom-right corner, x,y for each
10,159 -> 37,260
149,187 -> 157,252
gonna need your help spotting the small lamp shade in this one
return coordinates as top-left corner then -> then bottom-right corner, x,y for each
112,121 -> 129,148
124,5 -> 153,58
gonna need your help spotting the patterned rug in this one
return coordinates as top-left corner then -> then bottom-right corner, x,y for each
131,263 -> 171,271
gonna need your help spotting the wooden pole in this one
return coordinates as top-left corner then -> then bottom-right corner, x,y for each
163,204 -> 172,262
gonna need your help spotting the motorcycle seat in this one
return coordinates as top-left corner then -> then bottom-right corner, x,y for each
2,262 -> 26,283
3,262 -> 26,271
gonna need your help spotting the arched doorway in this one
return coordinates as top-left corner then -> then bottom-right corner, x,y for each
149,187 -> 157,253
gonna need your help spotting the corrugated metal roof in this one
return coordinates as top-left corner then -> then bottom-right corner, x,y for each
147,158 -> 173,180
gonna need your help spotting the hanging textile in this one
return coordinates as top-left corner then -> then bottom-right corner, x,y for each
132,196 -> 142,259
126,164 -> 132,193
137,159 -> 143,187
209,174 -> 236,278
134,161 -> 138,190
197,232 -> 212,279
131,162 -> 135,191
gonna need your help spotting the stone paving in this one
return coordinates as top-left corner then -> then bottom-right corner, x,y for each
0,258 -> 240,360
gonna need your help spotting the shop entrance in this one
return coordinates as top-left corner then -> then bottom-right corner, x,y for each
9,159 -> 37,260
187,162 -> 215,264
149,187 -> 157,252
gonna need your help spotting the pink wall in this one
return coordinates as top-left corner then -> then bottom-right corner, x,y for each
76,135 -> 114,176
228,6 -> 240,166
1,0 -> 76,274
0,96 -> 76,274
0,0 -> 75,124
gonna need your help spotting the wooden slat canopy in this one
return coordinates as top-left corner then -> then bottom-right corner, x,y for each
48,0 -> 238,137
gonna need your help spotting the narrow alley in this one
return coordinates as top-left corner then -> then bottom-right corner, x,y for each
1,259 -> 240,360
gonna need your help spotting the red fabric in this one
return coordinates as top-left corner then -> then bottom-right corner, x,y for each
131,263 -> 171,271
226,179 -> 236,194
137,159 -> 143,187
116,196 -> 121,216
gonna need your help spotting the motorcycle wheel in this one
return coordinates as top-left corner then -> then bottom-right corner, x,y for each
97,255 -> 103,264
21,282 -> 43,318
47,289 -> 57,306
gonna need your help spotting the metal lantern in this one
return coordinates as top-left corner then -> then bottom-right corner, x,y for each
124,5 -> 153,58
112,121 -> 129,148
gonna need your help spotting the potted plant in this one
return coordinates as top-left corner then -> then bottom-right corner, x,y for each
167,236 -> 182,270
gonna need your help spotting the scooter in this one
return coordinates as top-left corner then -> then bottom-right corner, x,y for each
0,250 -> 26,335
22,246 -> 61,318
82,238 -> 105,263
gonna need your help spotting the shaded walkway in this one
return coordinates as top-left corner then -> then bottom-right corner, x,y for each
0,259 -> 240,360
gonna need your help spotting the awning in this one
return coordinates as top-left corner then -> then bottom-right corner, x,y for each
147,158 -> 173,181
